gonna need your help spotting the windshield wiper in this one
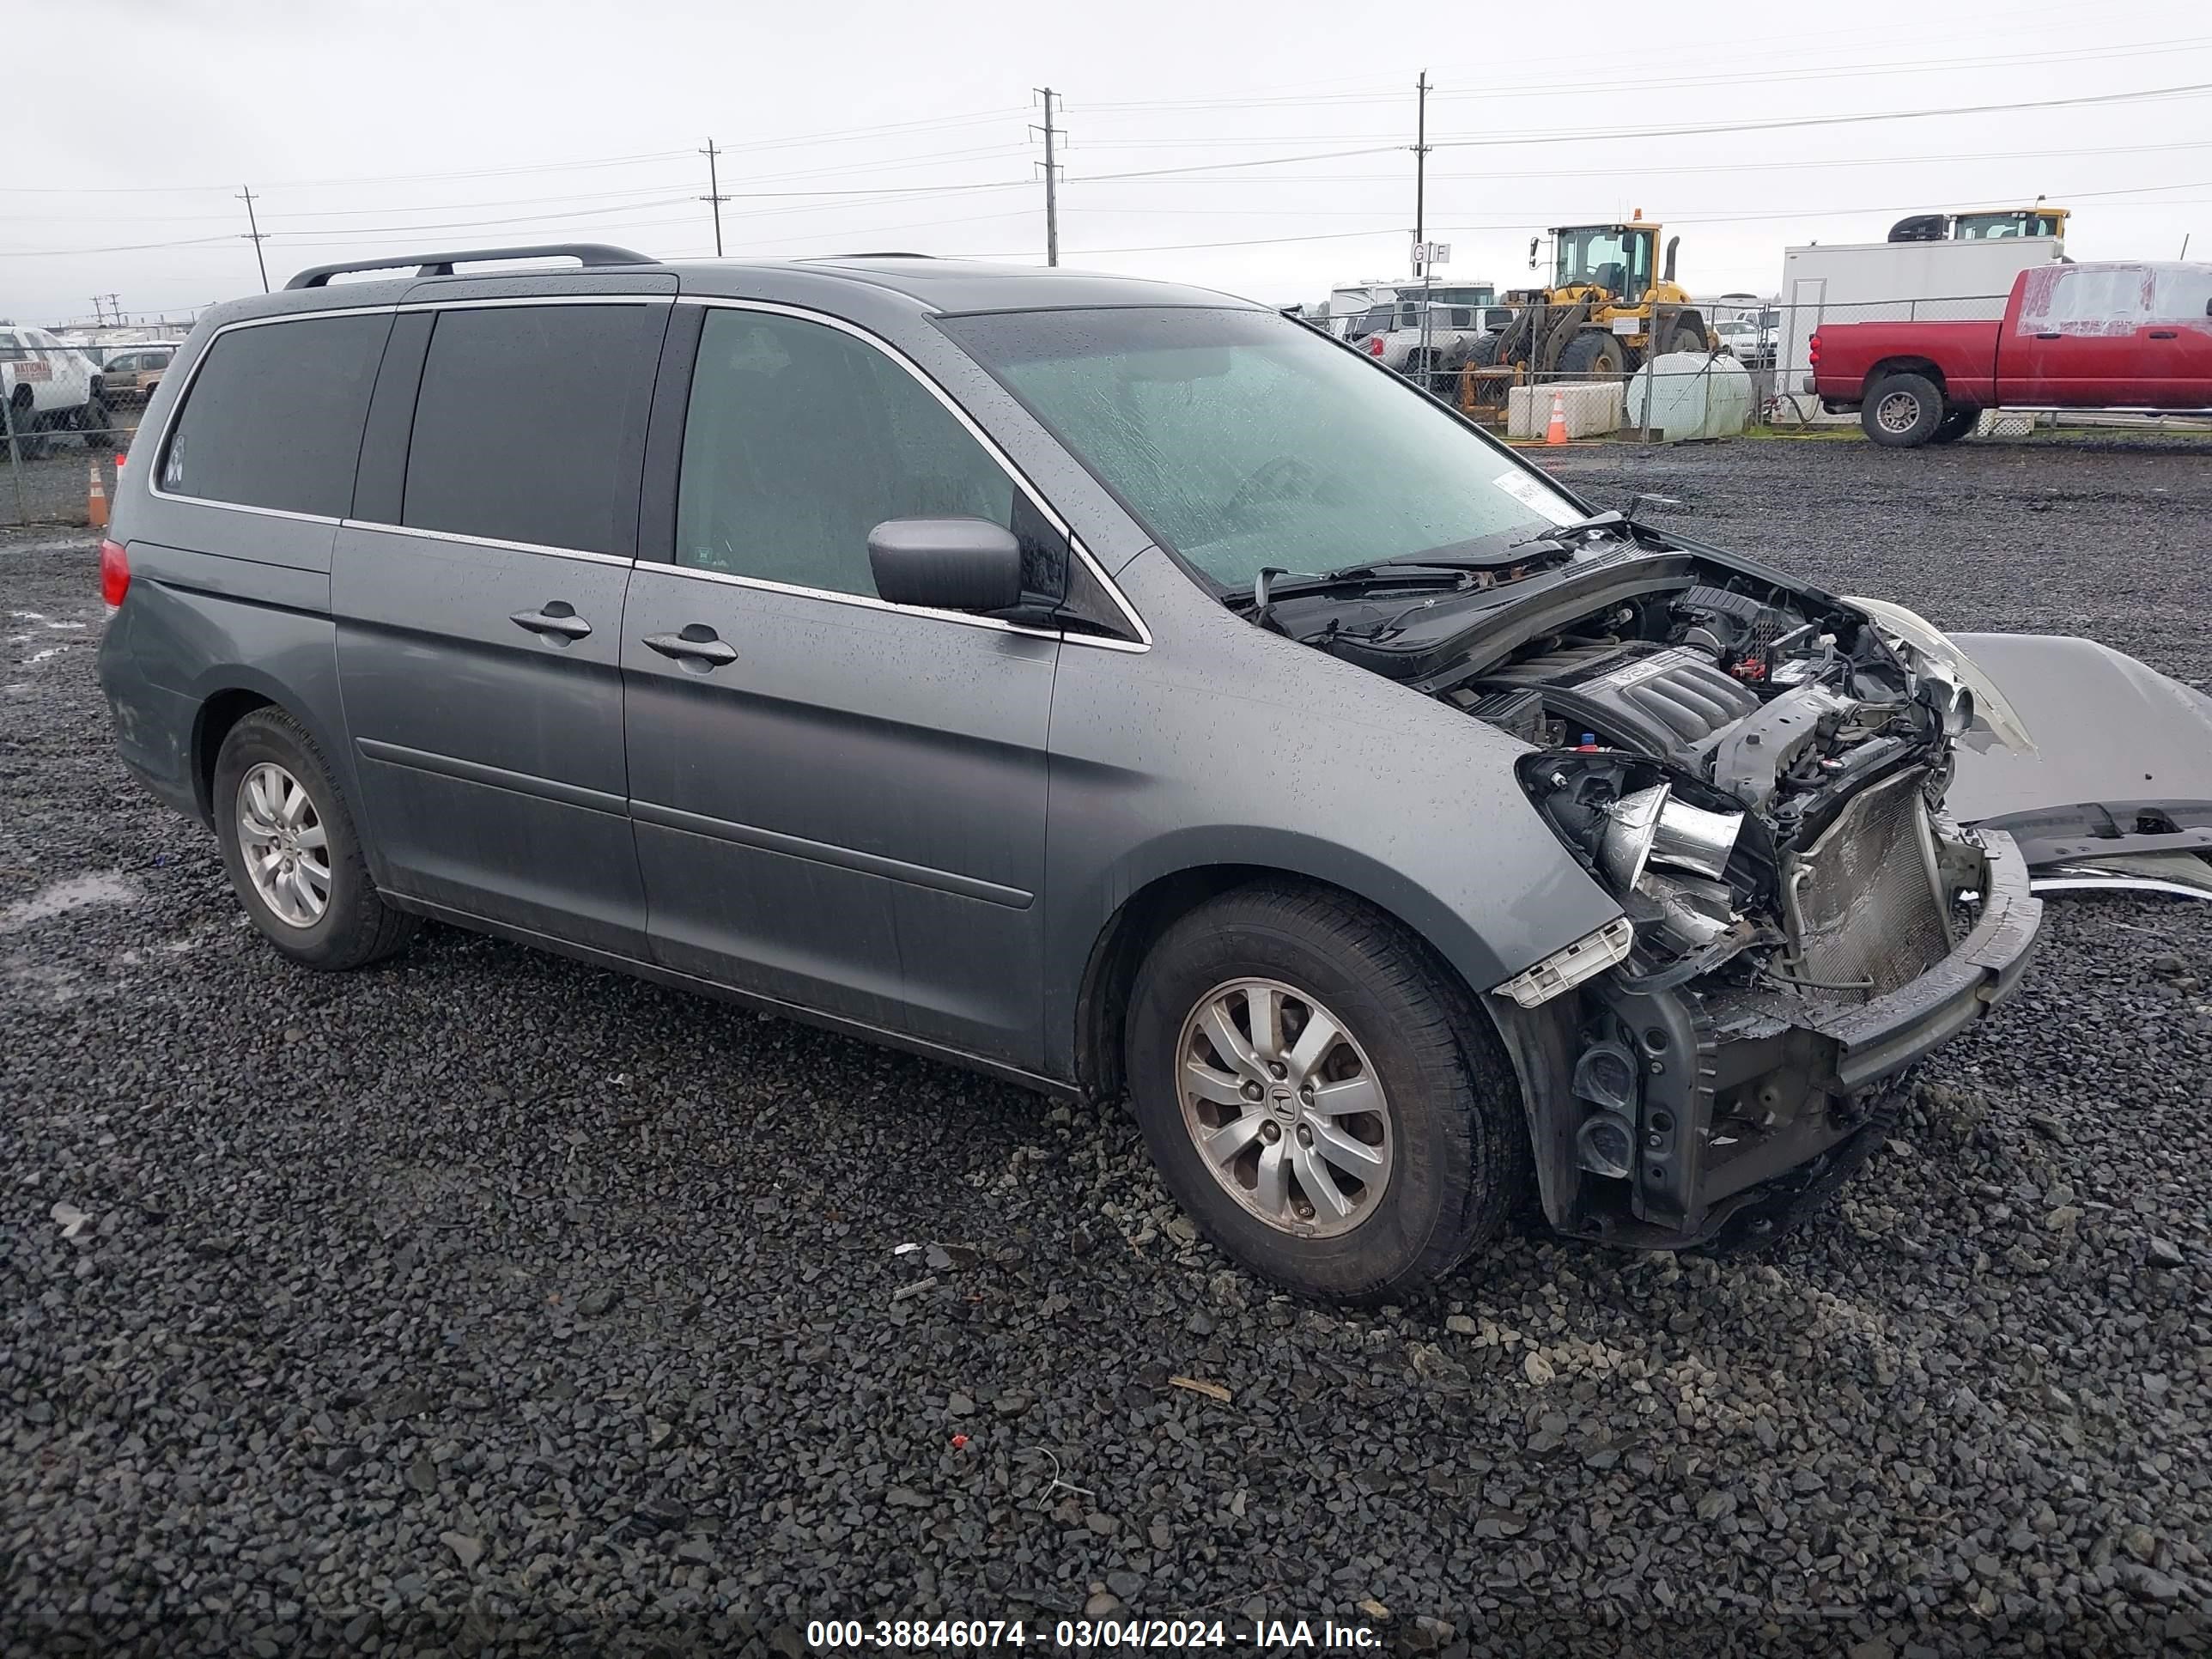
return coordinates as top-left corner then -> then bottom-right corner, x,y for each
1343,546 -> 1573,578
1237,550 -> 1566,630
1507,493 -> 1684,551
1507,509 -> 1626,550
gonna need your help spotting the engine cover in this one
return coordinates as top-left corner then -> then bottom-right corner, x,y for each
1476,642 -> 1762,763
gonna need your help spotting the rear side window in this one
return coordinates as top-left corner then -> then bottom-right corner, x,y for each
400,304 -> 661,555
158,314 -> 391,516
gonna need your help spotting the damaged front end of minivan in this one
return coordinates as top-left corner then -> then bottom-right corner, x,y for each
1409,550 -> 2041,1248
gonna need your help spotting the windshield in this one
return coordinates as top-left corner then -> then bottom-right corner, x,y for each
939,307 -> 1584,591
1555,228 -> 1651,296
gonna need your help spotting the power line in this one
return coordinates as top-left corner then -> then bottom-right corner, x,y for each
1429,80 -> 2212,149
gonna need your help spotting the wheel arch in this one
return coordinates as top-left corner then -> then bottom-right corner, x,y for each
190,688 -> 280,821
1863,356 -> 1947,398
1071,860 -> 1581,1221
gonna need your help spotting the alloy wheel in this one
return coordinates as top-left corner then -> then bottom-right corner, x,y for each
1875,392 -> 1922,434
1175,977 -> 1393,1236
236,762 -> 332,928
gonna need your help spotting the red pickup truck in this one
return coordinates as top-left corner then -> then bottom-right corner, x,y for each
1809,260 -> 2212,447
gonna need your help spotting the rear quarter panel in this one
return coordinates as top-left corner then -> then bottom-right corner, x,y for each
99,307 -> 360,834
1814,319 -> 2001,404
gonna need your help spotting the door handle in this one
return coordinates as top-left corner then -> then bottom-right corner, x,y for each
642,625 -> 738,667
2148,329 -> 2179,340
2033,331 -> 2062,341
510,603 -> 592,641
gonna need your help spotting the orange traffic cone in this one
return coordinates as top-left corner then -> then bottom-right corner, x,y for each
87,460 -> 108,531
1545,388 -> 1570,447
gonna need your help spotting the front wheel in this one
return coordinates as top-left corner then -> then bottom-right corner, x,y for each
1124,883 -> 1529,1302
213,708 -> 419,970
1861,372 -> 1945,447
1557,330 -> 1627,380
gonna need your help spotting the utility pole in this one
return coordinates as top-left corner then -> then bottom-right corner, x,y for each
238,186 -> 269,294
699,139 -> 728,258
1413,70 -> 1431,277
91,295 -> 107,325
1033,88 -> 1061,267
1413,71 -> 1434,388
106,293 -> 122,325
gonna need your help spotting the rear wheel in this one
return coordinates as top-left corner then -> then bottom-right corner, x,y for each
76,398 -> 112,447
1929,406 -> 1978,445
1124,882 -> 1529,1302
1862,372 -> 1945,447
213,708 -> 419,971
1557,330 -> 1626,380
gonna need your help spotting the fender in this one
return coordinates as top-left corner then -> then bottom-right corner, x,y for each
1042,549 -> 1626,1085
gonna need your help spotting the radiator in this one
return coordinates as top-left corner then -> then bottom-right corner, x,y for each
1782,768 -> 1952,997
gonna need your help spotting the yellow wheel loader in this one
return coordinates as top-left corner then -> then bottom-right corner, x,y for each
1460,213 -> 1713,416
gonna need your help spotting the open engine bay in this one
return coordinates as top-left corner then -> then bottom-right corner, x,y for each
1261,540 -> 2041,1246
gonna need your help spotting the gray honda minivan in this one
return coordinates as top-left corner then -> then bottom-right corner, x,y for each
98,244 -> 2039,1301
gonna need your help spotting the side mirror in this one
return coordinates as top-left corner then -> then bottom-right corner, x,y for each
867,517 -> 1024,613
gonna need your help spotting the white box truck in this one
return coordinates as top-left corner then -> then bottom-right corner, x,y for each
1773,237 -> 2066,422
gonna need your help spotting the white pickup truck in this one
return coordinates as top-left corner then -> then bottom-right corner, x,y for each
1,324 -> 110,459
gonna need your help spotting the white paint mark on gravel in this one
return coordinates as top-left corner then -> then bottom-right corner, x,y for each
0,872 -> 142,934
23,647 -> 70,665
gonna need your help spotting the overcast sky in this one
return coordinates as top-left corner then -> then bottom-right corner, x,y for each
6,0 -> 2207,325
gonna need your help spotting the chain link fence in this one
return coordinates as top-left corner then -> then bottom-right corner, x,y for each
2,337 -> 158,528
1336,291 -> 2032,436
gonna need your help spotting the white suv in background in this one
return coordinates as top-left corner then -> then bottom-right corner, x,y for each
1,324 -> 110,459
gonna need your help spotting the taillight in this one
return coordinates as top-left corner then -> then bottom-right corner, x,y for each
1808,332 -> 1821,367
100,538 -> 130,608
1369,334 -> 1386,356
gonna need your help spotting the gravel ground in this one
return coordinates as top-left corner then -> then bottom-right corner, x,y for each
3,437 -> 2209,1658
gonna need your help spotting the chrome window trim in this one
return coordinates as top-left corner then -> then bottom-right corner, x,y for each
340,520 -> 635,567
684,295 -> 1152,653
630,557 -> 1066,646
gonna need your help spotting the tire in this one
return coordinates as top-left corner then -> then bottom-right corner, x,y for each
1861,372 -> 1945,447
1401,349 -> 1439,392
1557,330 -> 1626,380
1929,407 -> 1978,445
76,398 -> 112,448
1666,324 -> 1708,356
1123,881 -> 1530,1303
8,392 -> 48,462
212,708 -> 419,971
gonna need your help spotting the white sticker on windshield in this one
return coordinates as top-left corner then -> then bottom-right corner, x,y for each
1492,468 -> 1580,526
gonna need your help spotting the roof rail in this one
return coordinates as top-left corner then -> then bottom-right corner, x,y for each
284,244 -> 658,290
805,252 -> 939,262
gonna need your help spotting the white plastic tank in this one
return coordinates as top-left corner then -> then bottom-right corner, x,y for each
1625,351 -> 1753,440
